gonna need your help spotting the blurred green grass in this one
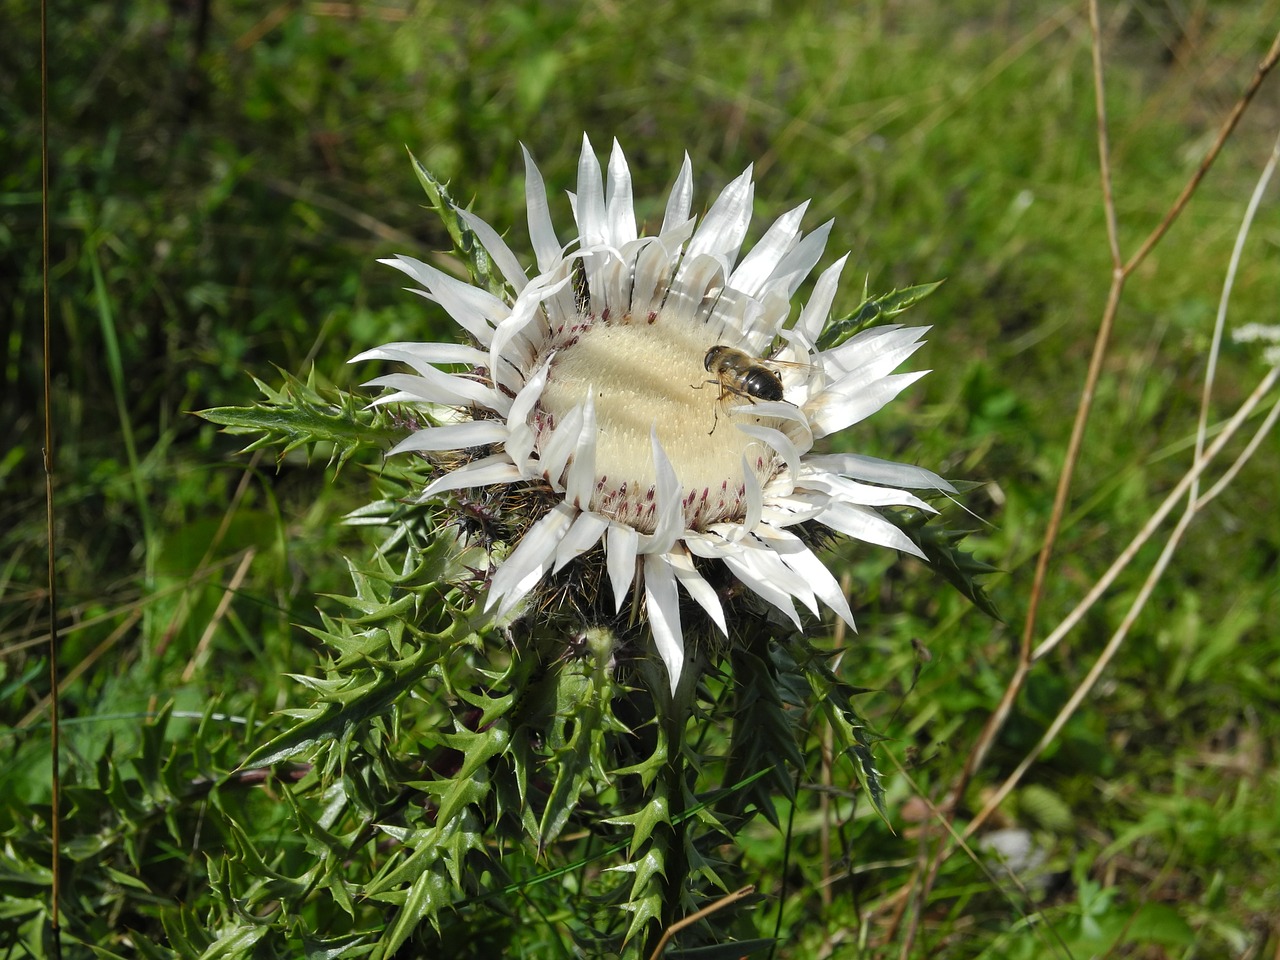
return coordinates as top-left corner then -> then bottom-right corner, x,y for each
3,0 -> 1279,956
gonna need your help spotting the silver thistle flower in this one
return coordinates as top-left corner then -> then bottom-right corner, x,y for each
354,136 -> 951,692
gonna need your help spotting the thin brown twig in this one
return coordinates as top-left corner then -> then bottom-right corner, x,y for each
1125,30 -> 1280,276
967,368 -> 1279,838
645,885 -> 756,960
20,610 -> 144,730
947,0 -> 1127,825
181,548 -> 258,683
954,12 -> 1280,822
40,0 -> 61,946
902,11 -> 1280,946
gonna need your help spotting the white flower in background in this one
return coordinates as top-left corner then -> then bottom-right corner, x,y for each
354,136 -> 951,692
1233,323 -> 1280,367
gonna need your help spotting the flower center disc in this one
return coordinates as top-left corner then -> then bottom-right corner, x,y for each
536,315 -> 781,530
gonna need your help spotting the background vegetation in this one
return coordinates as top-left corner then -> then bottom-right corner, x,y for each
3,0 -> 1279,955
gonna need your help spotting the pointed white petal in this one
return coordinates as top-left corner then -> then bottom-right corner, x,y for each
594,251 -> 630,317
351,341 -> 489,367
639,432 -> 684,556
687,166 -> 754,264
388,420 -> 507,455
665,254 -> 725,325
661,153 -> 693,234
809,371 -> 928,437
538,401 -> 584,487
738,286 -> 793,352
771,219 -> 832,297
380,256 -> 506,344
758,494 -> 826,527
487,502 -> 575,617
630,239 -> 673,319
734,423 -> 802,485
604,139 -> 638,246
504,355 -> 553,470
720,549 -> 802,628
794,254 -> 848,344
681,529 -> 735,559
522,144 -> 560,273
362,371 -> 504,414
798,473 -> 934,511
457,208 -> 528,293
487,291 -> 541,369
419,453 -> 522,498
704,286 -> 757,343
666,547 -> 727,636
606,523 -> 640,613
564,392 -> 598,509
803,453 -> 955,493
753,525 -> 855,629
740,541 -> 819,615
656,216 -> 697,261
643,553 -> 685,694
821,325 -> 927,378
575,134 -> 606,247
817,502 -> 927,558
728,201 -> 808,296
553,510 -> 609,572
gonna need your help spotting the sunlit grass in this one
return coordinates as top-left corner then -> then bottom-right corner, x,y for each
4,0 -> 1279,955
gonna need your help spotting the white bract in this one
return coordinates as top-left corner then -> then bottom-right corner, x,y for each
354,136 -> 951,692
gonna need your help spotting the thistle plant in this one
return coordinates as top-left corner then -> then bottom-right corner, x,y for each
201,137 -> 991,958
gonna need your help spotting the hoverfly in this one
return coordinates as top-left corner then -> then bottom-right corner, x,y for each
699,344 -> 798,434
702,344 -> 785,403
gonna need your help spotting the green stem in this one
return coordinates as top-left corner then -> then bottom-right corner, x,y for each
640,650 -> 703,956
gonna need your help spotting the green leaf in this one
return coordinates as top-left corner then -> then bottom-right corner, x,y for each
380,860 -> 452,956
721,646 -> 805,828
605,795 -> 672,858
889,509 -> 1002,621
817,279 -> 945,350
410,153 -> 511,301
794,642 -> 889,823
198,367 -> 403,469
241,639 -> 440,768
619,848 -> 667,948
197,922 -> 269,960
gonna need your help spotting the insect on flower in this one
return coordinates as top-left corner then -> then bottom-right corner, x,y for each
702,345 -> 786,403
699,344 -> 796,435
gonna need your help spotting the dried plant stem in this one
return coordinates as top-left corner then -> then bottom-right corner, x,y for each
182,548 -> 258,683
952,13 -> 1280,815
1033,129 -> 1280,666
646,886 -> 756,960
971,369 -> 1279,836
901,11 -> 1280,946
40,0 -> 61,947
1193,131 -> 1280,493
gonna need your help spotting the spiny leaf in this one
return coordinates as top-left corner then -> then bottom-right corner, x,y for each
794,642 -> 890,824
818,279 -> 944,350
889,509 -> 1002,622
605,795 -> 672,858
721,647 -> 803,828
198,367 -> 403,470
240,640 -> 441,768
378,860 -> 454,957
619,848 -> 667,948
533,632 -> 621,849
410,152 -> 510,301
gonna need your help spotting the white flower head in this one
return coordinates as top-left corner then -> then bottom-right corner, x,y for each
354,136 -> 951,693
